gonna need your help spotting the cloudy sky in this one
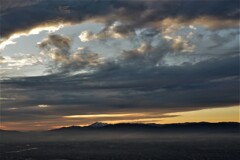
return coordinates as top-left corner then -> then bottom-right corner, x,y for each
0,0 -> 239,130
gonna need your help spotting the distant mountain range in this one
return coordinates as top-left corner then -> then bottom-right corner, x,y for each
1,122 -> 239,133
1,122 -> 239,143
49,122 -> 240,133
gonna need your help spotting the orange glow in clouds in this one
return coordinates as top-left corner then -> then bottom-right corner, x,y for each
0,106 -> 238,131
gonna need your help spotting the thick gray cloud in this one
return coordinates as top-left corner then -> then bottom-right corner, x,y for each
1,0 -> 239,40
1,47 -> 239,122
0,0 -> 42,12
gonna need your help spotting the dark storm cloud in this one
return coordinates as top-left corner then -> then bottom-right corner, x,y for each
1,0 -> 239,39
1,52 -> 239,121
0,0 -> 42,12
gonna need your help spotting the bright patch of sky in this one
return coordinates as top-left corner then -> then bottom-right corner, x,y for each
1,21 -> 238,77
0,22 -> 136,77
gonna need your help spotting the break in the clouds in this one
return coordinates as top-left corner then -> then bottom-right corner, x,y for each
0,0 -> 239,129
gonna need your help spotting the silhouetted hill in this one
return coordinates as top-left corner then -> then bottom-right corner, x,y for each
0,129 -> 23,136
1,122 -> 239,143
49,122 -> 240,133
0,129 -> 22,134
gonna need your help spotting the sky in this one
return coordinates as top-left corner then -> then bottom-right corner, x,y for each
0,0 -> 239,131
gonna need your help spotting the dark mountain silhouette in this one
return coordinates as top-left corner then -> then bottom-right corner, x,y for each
0,129 -> 20,133
0,129 -> 22,134
1,122 -> 239,143
1,122 -> 239,134
49,122 -> 240,133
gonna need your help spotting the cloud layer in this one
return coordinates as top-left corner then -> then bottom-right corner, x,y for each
0,0 -> 239,129
1,0 -> 239,39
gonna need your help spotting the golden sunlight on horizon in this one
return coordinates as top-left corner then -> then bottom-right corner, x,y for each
0,106 -> 238,131
63,113 -> 145,118
159,106 -> 239,124
101,106 -> 239,124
